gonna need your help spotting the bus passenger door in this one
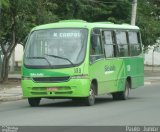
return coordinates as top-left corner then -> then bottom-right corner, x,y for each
89,29 -> 106,95
102,30 -> 124,93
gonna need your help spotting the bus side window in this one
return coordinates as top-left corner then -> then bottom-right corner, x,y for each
90,34 -> 103,63
128,31 -> 141,56
116,31 -> 129,57
103,31 -> 115,58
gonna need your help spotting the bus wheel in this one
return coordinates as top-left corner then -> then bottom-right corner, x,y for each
112,92 -> 120,100
84,84 -> 95,106
112,80 -> 130,100
28,98 -> 41,107
119,80 -> 130,100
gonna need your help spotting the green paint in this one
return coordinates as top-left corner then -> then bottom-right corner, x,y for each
21,20 -> 144,99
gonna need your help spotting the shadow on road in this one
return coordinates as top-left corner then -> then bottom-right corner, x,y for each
38,96 -> 139,107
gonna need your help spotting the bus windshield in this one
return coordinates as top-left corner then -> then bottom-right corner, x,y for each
24,29 -> 88,68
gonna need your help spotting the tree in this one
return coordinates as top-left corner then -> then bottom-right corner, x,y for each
0,0 -> 27,82
137,0 -> 160,50
0,0 -> 9,7
0,0 -> 159,82
0,0 -> 35,82
53,0 -> 131,23
0,0 -> 58,83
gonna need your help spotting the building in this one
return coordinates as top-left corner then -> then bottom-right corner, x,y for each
14,44 -> 23,67
144,46 -> 160,66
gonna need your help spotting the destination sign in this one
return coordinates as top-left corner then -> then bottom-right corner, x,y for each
52,32 -> 81,38
36,30 -> 82,39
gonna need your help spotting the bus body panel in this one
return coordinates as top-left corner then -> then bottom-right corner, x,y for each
22,79 -> 90,98
21,20 -> 144,100
88,56 -> 144,95
21,63 -> 91,98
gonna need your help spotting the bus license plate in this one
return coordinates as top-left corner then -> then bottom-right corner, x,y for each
47,87 -> 58,91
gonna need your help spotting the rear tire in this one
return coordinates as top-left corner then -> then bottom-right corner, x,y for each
112,80 -> 130,100
83,84 -> 96,106
112,92 -> 120,100
119,81 -> 130,100
28,98 -> 41,107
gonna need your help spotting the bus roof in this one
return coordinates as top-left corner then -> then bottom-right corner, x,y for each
32,20 -> 139,31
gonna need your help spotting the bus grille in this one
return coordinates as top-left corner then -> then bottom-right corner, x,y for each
32,76 -> 70,83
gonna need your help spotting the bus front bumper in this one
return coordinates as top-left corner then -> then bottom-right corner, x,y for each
21,78 -> 90,98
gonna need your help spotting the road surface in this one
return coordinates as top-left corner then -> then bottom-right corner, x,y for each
0,83 -> 160,126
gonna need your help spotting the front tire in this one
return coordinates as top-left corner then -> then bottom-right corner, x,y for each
84,84 -> 96,106
28,98 -> 41,107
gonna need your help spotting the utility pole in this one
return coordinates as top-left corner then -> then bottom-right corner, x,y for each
131,0 -> 137,25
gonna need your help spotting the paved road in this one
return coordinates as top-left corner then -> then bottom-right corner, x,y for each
0,84 -> 160,126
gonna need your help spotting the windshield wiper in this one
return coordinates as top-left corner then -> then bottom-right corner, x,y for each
27,56 -> 52,67
45,54 -> 75,66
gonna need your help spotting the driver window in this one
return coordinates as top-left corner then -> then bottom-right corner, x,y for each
90,34 -> 104,63
90,35 -> 103,55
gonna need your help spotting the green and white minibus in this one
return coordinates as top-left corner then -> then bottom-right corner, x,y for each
22,20 -> 144,106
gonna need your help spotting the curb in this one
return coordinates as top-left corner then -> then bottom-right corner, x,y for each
8,74 -> 21,80
0,96 -> 23,102
0,87 -> 23,102
144,82 -> 151,85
